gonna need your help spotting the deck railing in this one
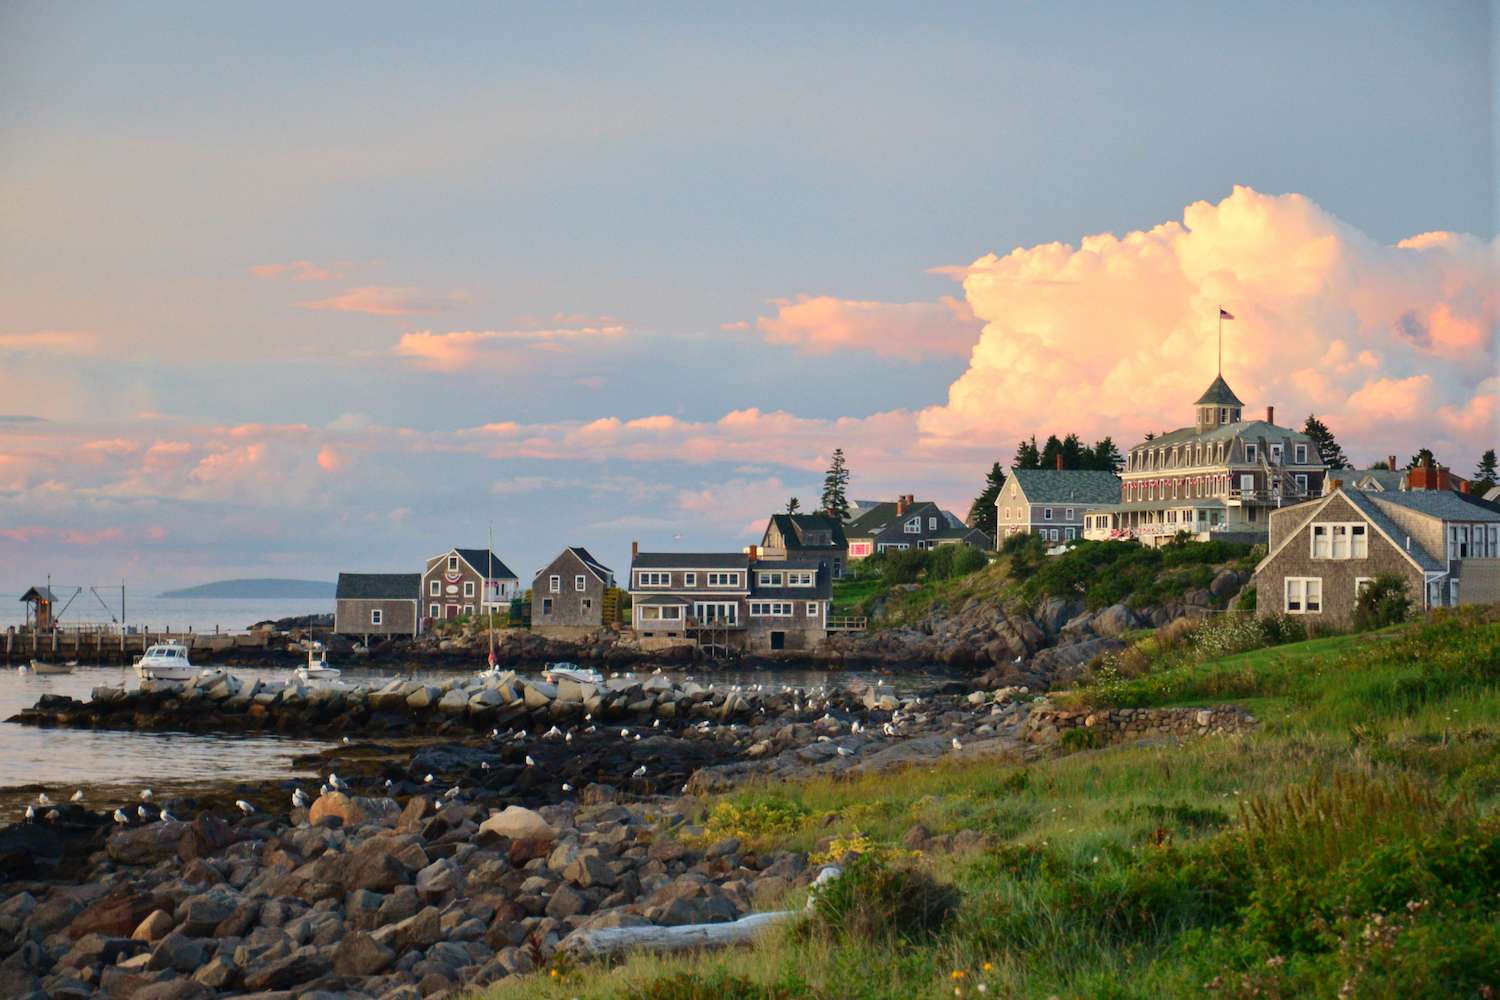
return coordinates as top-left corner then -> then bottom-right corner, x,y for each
827,616 -> 868,632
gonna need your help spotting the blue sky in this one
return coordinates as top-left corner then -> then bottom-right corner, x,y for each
0,2 -> 1493,594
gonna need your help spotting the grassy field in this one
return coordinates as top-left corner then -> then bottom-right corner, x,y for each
487,607 -> 1500,1000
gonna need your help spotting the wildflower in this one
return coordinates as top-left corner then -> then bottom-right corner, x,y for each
978,986 -> 988,994
550,969 -> 560,978
951,970 -> 967,979
982,962 -> 993,972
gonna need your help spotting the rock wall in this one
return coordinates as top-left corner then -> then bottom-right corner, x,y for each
1023,704 -> 1257,745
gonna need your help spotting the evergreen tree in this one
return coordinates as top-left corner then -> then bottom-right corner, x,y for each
1038,434 -> 1065,469
1013,436 -> 1041,469
819,449 -> 850,521
1302,414 -> 1350,469
785,497 -> 801,514
1474,448 -> 1498,488
1088,436 -> 1124,472
967,463 -> 1006,538
1408,448 -> 1436,470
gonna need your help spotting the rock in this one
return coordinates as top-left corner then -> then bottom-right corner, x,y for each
415,858 -> 461,897
438,688 -> 470,713
60,933 -> 145,968
132,980 -> 212,1000
149,932 -> 206,973
131,909 -> 175,942
333,931 -> 395,977
308,792 -> 396,828
106,823 -> 191,866
479,805 -> 554,842
545,885 -> 590,919
177,895 -> 237,937
341,846 -> 415,893
563,854 -> 616,889
1092,603 -> 1140,638
192,955 -> 239,990
241,947 -> 331,991
1210,568 -> 1240,598
68,893 -> 164,939
397,795 -> 434,832
405,685 -> 441,710
0,822 -> 65,876
385,906 -> 442,952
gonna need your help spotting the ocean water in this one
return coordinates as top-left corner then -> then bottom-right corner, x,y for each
0,596 -> 334,634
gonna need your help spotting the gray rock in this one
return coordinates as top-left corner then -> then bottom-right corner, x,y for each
149,932 -> 206,972
333,931 -> 395,977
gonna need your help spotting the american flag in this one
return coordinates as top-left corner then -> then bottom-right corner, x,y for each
1219,307 -> 1234,320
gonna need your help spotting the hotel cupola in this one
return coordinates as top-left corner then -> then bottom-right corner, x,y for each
1194,374 -> 1244,433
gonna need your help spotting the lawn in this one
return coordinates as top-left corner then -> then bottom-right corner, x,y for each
486,607 -> 1500,1000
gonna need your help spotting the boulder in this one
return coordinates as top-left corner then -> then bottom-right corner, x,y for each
106,822 -> 191,866
68,892 -> 164,939
131,909 -> 175,942
332,931 -> 394,977
437,689 -> 470,714
479,806 -> 554,842
405,685 -> 441,710
1210,568 -> 1241,598
1093,603 -> 1140,638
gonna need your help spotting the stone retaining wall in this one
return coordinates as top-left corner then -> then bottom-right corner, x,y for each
1024,704 -> 1256,745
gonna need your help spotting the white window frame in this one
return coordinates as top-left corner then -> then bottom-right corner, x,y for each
636,571 -> 670,588
1270,444 -> 1283,465
549,574 -> 561,593
660,605 -> 682,621
1295,443 -> 1308,464
638,605 -> 660,621
464,580 -> 475,598
757,571 -> 785,587
1284,577 -> 1322,614
541,597 -> 552,615
684,572 -> 697,587
693,601 -> 739,624
807,602 -> 819,618
428,579 -> 439,596
904,517 -> 921,535
787,571 -> 814,586
706,572 -> 739,587
1065,526 -> 1076,540
928,516 -> 938,530
428,603 -> 439,618
1239,473 -> 1255,494
1065,507 -> 1074,521
1354,577 -> 1375,605
1244,444 -> 1257,463
370,608 -> 383,625
1043,507 -> 1053,521
575,574 -> 586,591
1311,522 -> 1367,560
447,555 -> 458,572
463,604 -> 474,615
1294,473 -> 1308,495
749,601 -> 794,617
1048,528 -> 1059,541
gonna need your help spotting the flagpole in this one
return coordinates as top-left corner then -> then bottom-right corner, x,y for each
1217,307 -> 1222,376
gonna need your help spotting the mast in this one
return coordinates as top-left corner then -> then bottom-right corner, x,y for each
487,523 -> 496,668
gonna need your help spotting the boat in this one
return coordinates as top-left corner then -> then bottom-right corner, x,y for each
296,642 -> 341,682
542,661 -> 605,686
29,659 -> 74,675
134,641 -> 196,681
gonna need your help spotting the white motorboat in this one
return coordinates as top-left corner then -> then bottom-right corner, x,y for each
542,661 -> 604,686
296,642 -> 341,682
135,641 -> 196,681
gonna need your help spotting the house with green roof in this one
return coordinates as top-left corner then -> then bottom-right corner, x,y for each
996,468 -> 1121,542
1082,372 -> 1327,545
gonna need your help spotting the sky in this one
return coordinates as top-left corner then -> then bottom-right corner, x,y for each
1,1 -> 1495,594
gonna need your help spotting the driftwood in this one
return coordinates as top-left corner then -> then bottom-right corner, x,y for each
558,865 -> 845,960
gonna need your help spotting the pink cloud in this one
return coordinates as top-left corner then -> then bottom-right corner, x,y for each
250,260 -> 345,282
316,446 -> 346,471
0,526 -> 50,543
755,294 -> 981,360
0,331 -> 100,356
59,527 -> 124,546
393,323 -> 626,371
299,286 -> 466,317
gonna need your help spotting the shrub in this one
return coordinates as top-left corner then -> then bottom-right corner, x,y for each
1061,727 -> 1107,752
701,795 -> 811,849
1352,574 -> 1411,632
804,854 -> 960,944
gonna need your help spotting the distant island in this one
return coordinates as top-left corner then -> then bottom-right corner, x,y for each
157,578 -> 336,599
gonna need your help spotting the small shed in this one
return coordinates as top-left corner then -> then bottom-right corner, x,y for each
19,586 -> 57,631
333,573 -> 421,641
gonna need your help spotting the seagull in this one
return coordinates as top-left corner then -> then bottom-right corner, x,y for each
584,725 -> 596,734
836,746 -> 853,757
491,728 -> 500,738
851,721 -> 862,734
329,773 -> 347,791
140,789 -> 153,801
561,783 -> 573,792
235,800 -> 255,814
816,735 -> 831,743
951,737 -> 963,751
341,736 -> 350,744
444,786 -> 461,801
114,808 -> 129,824
24,805 -> 35,821
36,792 -> 52,806
480,761 -> 491,771
584,713 -> 593,721
634,734 -> 641,741
45,809 -> 59,822
70,790 -> 85,802
564,732 -> 573,744
543,726 -> 563,740
138,805 -> 150,820
883,723 -> 897,737
525,755 -> 536,767
320,784 -> 330,796
292,789 -> 310,809
631,765 -> 647,778
620,728 -> 630,738
424,773 -> 435,784
653,719 -> 661,729
383,779 -> 393,789
160,809 -> 177,823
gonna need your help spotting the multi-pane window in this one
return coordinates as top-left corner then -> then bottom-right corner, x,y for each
549,575 -> 561,593
706,572 -> 739,587
749,601 -> 794,617
684,572 -> 697,586
1245,444 -> 1257,463
575,575 -> 586,591
1043,507 -> 1053,521
757,571 -> 785,587
786,571 -> 815,586
1284,577 -> 1322,614
636,571 -> 670,587
464,581 -> 475,597
928,516 -> 938,530
807,602 -> 819,617
904,518 -> 921,534
1311,523 -> 1367,559
447,556 -> 458,572
370,609 -> 383,625
429,580 -> 440,596
1295,444 -> 1308,463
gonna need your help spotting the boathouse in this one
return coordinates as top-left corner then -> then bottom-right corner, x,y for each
333,573 -> 422,641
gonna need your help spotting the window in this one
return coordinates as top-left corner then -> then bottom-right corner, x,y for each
1311,523 -> 1367,560
429,603 -> 439,617
1270,444 -> 1282,465
463,604 -> 474,615
1284,577 -> 1322,614
757,571 -> 785,587
549,575 -> 561,593
787,571 -> 814,586
660,605 -> 682,621
848,542 -> 872,557
1220,407 -> 1228,423
1048,528 -> 1059,541
582,598 -> 593,611
429,580 -> 440,596
575,575 -> 586,591
928,516 -> 938,530
904,518 -> 921,534
1065,527 -> 1076,540
1295,444 -> 1308,464
683,572 -> 697,587
447,555 -> 458,572
1294,473 -> 1308,495
749,601 -> 794,617
1240,474 -> 1255,494
464,580 -> 475,597
707,572 -> 740,587
637,571 -> 670,587
542,598 -> 553,615
693,601 -> 739,624
370,608 -> 383,625
1002,506 -> 1009,519
878,542 -> 910,552
1245,444 -> 1257,463
807,602 -> 819,618
1043,507 -> 1053,521
638,604 -> 659,621
1065,507 -> 1074,521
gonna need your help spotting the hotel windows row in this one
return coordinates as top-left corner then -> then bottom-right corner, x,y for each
1129,441 -> 1309,471
755,570 -> 815,587
1449,523 -> 1500,559
429,602 -> 475,617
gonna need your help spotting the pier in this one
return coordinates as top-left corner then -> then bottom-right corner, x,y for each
2,625 -> 270,665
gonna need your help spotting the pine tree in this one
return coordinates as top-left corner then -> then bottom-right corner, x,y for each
785,497 -> 801,514
1408,448 -> 1436,470
819,449 -> 850,521
1474,448 -> 1498,488
1014,437 -> 1041,469
1088,436 -> 1124,472
1038,434 -> 1065,469
967,463 -> 1006,539
1302,414 -> 1350,469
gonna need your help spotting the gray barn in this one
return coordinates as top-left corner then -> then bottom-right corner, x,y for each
334,573 -> 421,640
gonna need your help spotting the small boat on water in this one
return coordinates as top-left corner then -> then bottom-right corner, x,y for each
28,659 -> 75,675
135,641 -> 196,681
542,661 -> 605,686
296,642 -> 341,682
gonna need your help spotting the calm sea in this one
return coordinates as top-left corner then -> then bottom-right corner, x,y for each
0,597 -> 334,634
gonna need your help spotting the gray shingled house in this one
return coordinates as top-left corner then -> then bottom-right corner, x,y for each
421,548 -> 519,622
1252,486 -> 1500,629
531,546 -> 615,637
759,513 -> 849,578
334,573 -> 421,640
997,469 -> 1121,542
845,496 -> 990,561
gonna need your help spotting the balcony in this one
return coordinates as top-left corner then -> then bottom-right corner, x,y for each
1226,484 -> 1312,505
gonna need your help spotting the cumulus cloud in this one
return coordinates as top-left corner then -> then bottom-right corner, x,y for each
299,286 -> 467,316
918,186 -> 1497,465
393,322 -> 627,371
754,294 -> 980,360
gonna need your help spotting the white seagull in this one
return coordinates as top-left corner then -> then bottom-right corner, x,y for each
160,809 -> 177,823
235,800 -> 255,814
951,737 -> 963,751
329,773 -> 347,791
480,761 -> 491,770
137,805 -> 150,820
543,726 -> 563,740
836,746 -> 853,757
619,728 -> 630,738
883,722 -> 897,737
292,789 -> 310,809
36,792 -> 52,806
525,755 -> 536,767
320,784 -> 330,796
851,721 -> 862,734
24,805 -> 35,821
444,786 -> 461,801
114,808 -> 129,824
561,783 -> 573,792
140,788 -> 153,801
70,790 -> 85,802
652,719 -> 660,729
564,732 -> 573,744
631,765 -> 647,778
424,773 -> 435,784
383,779 -> 394,790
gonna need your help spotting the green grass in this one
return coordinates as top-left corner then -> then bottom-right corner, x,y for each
485,608 -> 1500,999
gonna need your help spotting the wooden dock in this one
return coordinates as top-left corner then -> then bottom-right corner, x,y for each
2,625 -> 270,665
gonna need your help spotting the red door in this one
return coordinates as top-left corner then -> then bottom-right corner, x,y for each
445,604 -> 459,619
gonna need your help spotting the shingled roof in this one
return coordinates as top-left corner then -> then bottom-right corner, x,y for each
336,573 -> 420,600
1008,469 -> 1121,505
1194,374 -> 1245,406
452,548 -> 519,581
766,513 -> 848,548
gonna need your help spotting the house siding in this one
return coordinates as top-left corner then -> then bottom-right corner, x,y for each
334,599 -> 419,638
531,549 -> 610,633
1253,493 -> 1425,630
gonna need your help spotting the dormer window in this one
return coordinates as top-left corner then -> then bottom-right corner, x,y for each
1245,444 -> 1258,463
447,555 -> 458,572
1295,443 -> 1307,464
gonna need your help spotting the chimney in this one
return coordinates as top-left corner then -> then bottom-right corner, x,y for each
1055,453 -> 1065,471
1460,480 -> 1471,494
631,540 -> 639,561
896,495 -> 909,516
747,545 -> 759,563
1330,478 -> 1342,492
